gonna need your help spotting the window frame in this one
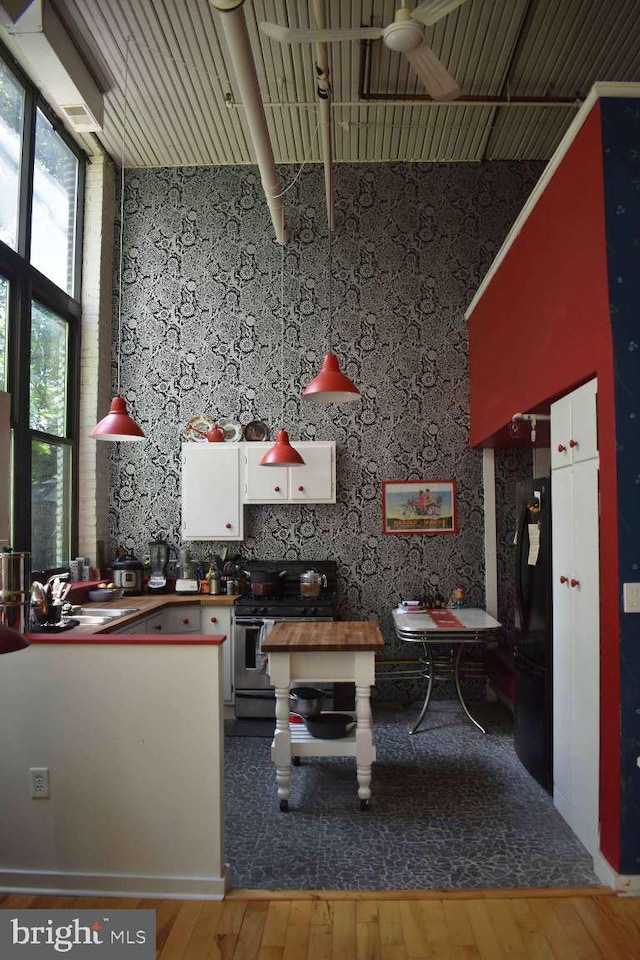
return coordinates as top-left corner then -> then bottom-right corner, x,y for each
0,42 -> 85,576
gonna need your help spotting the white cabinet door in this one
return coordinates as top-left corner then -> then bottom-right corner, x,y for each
550,393 -> 572,470
244,444 -> 289,502
181,444 -> 243,540
570,379 -> 598,464
202,606 -> 233,704
567,458 -> 600,852
290,443 -> 335,502
163,605 -> 200,633
243,441 -> 335,504
551,382 -> 600,857
551,378 -> 597,469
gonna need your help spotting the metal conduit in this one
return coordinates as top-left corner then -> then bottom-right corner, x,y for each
311,0 -> 334,232
211,1 -> 288,244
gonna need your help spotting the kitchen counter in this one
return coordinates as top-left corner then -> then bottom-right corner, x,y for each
26,592 -> 239,641
1,597 -> 228,898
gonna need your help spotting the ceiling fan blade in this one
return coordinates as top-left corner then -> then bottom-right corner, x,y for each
259,22 -> 382,45
404,40 -> 461,101
411,0 -> 469,27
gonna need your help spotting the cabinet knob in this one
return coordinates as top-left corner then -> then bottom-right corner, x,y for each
559,575 -> 568,584
210,616 -> 217,623
570,578 -> 580,588
182,617 -> 190,625
569,439 -> 578,448
225,522 -> 232,529
557,443 -> 566,453
274,486 -> 280,492
298,485 -> 304,492
155,624 -> 162,631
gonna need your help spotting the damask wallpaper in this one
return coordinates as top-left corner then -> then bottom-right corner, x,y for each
109,160 -> 542,674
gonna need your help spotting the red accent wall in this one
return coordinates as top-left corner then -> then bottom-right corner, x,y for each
468,104 -> 620,869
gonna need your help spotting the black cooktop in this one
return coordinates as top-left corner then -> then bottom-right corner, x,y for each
235,560 -> 337,617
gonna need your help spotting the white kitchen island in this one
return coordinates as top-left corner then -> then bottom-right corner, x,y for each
263,620 -> 384,811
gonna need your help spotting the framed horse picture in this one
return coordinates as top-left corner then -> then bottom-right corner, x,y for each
382,480 -> 457,535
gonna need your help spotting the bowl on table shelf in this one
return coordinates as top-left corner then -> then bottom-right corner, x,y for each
87,587 -> 124,603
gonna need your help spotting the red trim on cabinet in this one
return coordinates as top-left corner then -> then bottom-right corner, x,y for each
27,634 -> 226,645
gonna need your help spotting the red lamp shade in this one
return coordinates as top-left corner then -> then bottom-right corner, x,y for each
0,625 -> 30,655
302,353 -> 360,404
90,397 -> 145,441
260,430 -> 305,466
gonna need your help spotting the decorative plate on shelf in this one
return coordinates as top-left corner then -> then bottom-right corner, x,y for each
218,418 -> 243,442
243,420 -> 269,442
185,414 -> 215,442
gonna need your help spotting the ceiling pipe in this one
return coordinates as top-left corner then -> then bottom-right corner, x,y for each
211,0 -> 288,244
311,0 -> 333,232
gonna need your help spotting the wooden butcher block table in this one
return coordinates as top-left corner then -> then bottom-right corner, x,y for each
262,621 -> 384,811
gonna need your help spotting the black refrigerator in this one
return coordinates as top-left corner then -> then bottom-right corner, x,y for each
513,477 -> 553,793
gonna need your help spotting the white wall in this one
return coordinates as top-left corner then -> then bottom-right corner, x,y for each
0,641 -> 226,898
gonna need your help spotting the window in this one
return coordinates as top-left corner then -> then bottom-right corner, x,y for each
0,57 -> 24,251
32,109 -> 79,294
0,44 -> 84,573
0,276 -> 7,390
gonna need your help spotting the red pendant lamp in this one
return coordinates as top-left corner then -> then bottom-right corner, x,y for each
91,40 -> 145,442
261,216 -> 304,466
91,396 -> 145,441
302,226 -> 360,404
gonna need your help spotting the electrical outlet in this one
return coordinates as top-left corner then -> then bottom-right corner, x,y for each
29,767 -> 50,799
623,583 -> 640,613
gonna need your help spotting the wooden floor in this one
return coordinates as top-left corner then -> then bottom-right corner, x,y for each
2,887 -> 640,958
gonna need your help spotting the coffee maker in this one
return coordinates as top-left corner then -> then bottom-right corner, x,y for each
148,540 -> 169,594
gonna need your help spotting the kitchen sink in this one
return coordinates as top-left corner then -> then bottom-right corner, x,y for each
72,607 -> 140,619
68,615 -> 115,625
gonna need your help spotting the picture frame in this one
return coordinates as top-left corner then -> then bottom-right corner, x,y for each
382,480 -> 457,535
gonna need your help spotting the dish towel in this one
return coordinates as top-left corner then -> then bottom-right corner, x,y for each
256,619 -> 276,674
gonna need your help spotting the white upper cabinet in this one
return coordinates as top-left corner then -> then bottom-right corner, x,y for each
243,441 -> 336,504
550,378 -> 598,469
181,444 -> 243,541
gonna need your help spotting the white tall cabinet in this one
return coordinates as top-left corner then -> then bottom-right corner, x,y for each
551,378 -> 600,856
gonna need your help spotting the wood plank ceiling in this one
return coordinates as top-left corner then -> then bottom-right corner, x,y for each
46,0 -> 640,168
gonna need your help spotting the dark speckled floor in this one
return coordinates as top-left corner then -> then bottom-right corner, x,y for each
223,700 -> 599,891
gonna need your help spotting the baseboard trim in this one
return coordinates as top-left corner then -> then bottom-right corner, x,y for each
0,868 -> 227,900
593,852 -> 640,894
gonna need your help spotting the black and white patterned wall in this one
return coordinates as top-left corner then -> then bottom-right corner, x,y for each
109,161 -> 542,659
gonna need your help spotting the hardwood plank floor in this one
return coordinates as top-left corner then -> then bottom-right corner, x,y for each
1,889 -> 638,958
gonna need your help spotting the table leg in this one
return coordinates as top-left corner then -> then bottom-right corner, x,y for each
410,642 -> 434,735
355,683 -> 375,808
453,644 -> 486,734
272,684 -> 292,810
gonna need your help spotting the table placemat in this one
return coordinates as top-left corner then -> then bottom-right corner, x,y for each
426,609 -> 466,629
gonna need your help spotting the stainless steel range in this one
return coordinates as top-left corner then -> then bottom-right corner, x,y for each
234,560 -> 336,718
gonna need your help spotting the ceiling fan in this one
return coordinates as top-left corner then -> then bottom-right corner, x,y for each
259,0 -> 469,102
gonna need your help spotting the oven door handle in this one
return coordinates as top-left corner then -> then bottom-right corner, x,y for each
235,618 -> 264,627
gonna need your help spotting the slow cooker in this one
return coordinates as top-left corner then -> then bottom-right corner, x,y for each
111,555 -> 143,596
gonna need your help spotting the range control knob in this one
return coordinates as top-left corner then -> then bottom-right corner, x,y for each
250,606 -> 258,615
260,607 -> 268,616
310,608 -> 319,616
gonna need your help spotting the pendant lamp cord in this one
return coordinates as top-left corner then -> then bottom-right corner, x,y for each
328,225 -> 332,355
280,209 -> 285,426
116,38 -> 131,397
